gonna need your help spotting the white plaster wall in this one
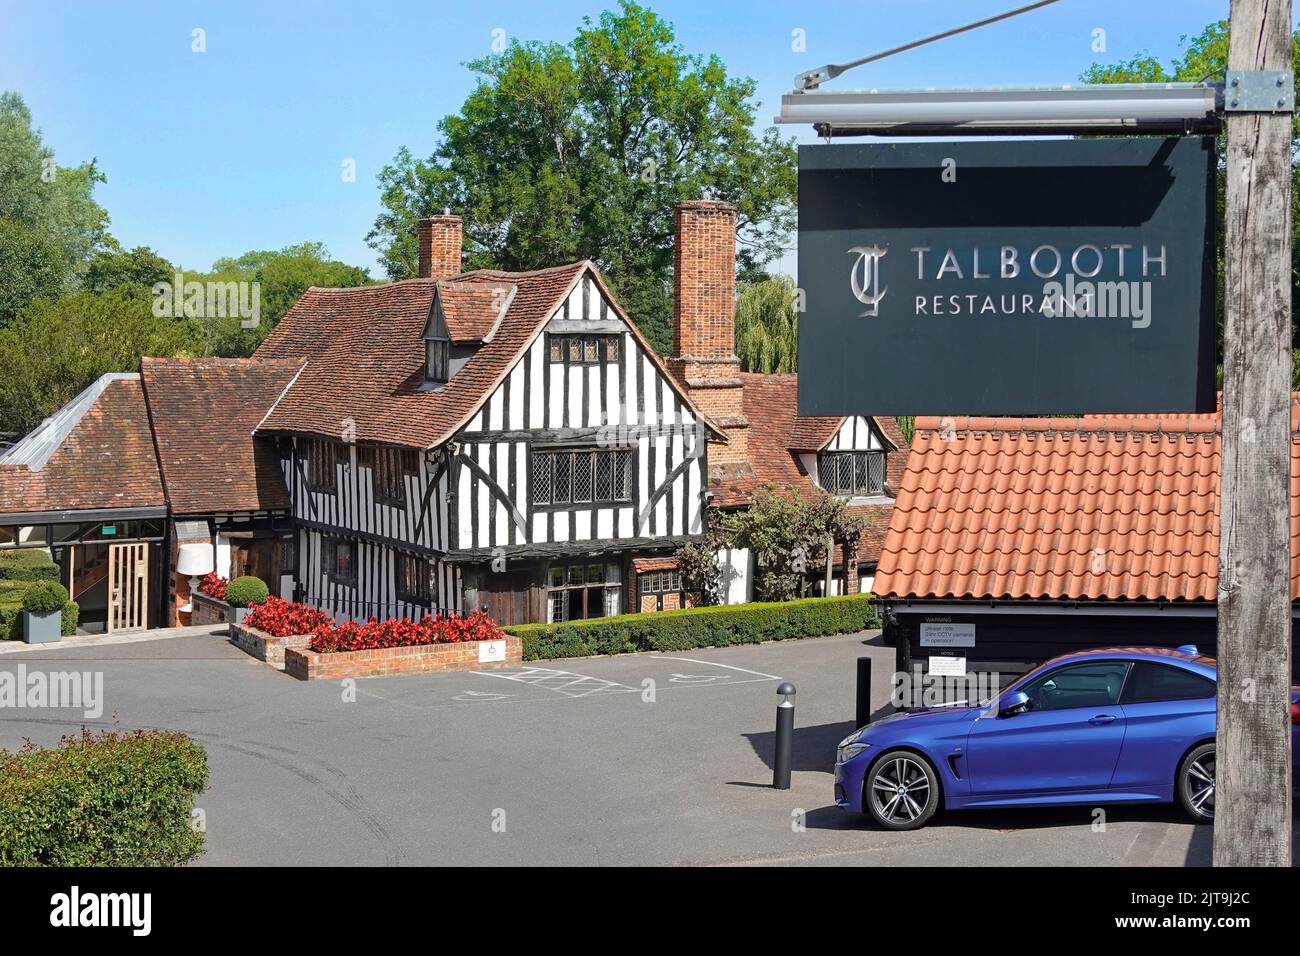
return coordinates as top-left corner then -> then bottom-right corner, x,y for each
718,547 -> 752,605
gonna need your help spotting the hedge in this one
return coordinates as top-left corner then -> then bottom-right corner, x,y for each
0,552 -> 81,638
0,580 -> 31,601
0,549 -> 59,581
0,729 -> 209,866
0,552 -> 73,637
505,593 -> 879,661
0,602 -> 17,639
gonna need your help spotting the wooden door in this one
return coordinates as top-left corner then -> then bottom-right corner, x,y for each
479,569 -> 531,626
231,539 -> 280,589
107,542 -> 149,632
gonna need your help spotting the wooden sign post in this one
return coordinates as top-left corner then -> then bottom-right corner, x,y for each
1216,0 -> 1294,867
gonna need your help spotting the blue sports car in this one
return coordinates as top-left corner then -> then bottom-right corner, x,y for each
834,646 -> 1300,830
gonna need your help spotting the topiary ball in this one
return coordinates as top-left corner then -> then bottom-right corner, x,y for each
22,580 -> 70,615
224,575 -> 270,608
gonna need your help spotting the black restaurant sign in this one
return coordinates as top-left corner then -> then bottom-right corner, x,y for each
796,137 -> 1217,416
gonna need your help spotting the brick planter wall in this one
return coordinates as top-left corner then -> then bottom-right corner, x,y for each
285,635 -> 522,681
229,621 -> 313,668
192,591 -> 230,626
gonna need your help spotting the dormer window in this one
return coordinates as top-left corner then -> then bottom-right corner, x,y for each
422,302 -> 451,384
426,337 -> 449,383
818,450 -> 886,497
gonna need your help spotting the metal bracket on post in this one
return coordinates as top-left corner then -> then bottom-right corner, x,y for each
1223,70 -> 1294,112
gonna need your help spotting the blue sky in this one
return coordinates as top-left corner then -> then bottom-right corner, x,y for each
1,0 -> 1229,277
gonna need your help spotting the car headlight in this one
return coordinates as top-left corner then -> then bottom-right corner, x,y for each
836,729 -> 871,763
837,742 -> 871,762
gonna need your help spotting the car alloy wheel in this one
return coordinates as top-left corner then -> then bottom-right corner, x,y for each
866,752 -> 939,830
1177,743 -> 1216,823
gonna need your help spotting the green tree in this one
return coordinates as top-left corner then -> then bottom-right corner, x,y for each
735,275 -> 799,374
0,91 -> 110,309
895,416 -> 915,445
83,242 -> 174,295
0,289 -> 192,435
190,242 -> 372,356
723,487 -> 864,602
0,219 -> 64,326
366,1 -> 796,354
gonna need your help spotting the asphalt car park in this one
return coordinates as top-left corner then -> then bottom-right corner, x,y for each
0,627 -> 1275,866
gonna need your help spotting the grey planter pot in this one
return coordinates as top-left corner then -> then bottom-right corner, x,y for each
227,605 -> 252,637
22,609 -> 61,644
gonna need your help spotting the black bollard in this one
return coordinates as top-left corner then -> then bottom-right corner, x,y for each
773,681 -> 796,789
855,656 -> 872,728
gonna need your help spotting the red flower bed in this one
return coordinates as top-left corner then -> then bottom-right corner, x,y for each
244,596 -> 334,638
308,609 -> 504,654
238,597 -> 505,653
197,572 -> 228,601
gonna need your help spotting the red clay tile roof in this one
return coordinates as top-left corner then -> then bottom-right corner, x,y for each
632,556 -> 680,573
875,412 -> 1243,603
708,373 -> 907,566
788,415 -> 844,451
0,378 -> 164,516
709,376 -> 804,508
255,262 -> 722,449
141,357 -> 303,515
714,374 -> 816,504
438,281 -> 513,342
254,268 -> 577,446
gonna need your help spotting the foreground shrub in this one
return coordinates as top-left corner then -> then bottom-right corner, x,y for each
309,609 -> 504,653
60,600 -> 79,635
0,729 -> 209,866
244,595 -> 334,637
0,548 -> 59,581
21,580 -> 69,615
506,594 -> 878,661
224,575 -> 269,608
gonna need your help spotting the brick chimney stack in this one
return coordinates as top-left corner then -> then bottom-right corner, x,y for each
670,199 -> 749,469
417,213 -> 463,280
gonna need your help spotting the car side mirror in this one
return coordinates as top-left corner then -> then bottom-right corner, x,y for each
998,690 -> 1031,717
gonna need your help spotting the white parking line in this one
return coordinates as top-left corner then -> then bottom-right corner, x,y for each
452,690 -> 519,702
471,666 -> 639,698
655,656 -> 782,682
